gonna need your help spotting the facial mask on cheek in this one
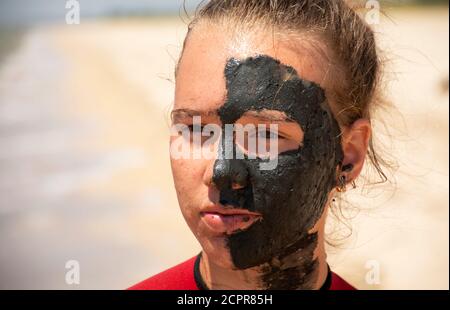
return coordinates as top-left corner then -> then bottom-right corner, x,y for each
212,55 -> 344,287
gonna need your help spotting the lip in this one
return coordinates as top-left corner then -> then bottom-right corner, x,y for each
200,205 -> 262,234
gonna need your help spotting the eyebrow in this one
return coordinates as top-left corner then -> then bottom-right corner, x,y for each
171,108 -> 297,123
242,110 -> 296,122
171,108 -> 218,122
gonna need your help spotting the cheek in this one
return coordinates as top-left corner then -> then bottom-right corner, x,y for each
171,156 -> 213,224
248,157 -> 299,206
171,158 -> 204,195
171,159 -> 203,230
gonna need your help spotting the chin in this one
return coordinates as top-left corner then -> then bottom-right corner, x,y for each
198,233 -> 238,269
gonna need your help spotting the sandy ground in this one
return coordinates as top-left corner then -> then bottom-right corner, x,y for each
0,9 -> 448,289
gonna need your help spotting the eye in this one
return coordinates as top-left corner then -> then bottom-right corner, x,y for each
186,124 -> 215,145
187,124 -> 205,133
258,130 -> 285,140
265,130 -> 277,139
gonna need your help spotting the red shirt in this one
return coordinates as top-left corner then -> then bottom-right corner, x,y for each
128,255 -> 356,290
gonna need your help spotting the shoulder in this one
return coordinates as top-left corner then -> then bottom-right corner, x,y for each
128,256 -> 199,290
330,272 -> 356,290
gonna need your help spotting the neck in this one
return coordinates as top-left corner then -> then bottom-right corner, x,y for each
198,230 -> 329,290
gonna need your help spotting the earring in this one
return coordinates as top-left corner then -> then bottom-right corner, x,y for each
336,163 -> 355,192
336,174 -> 347,192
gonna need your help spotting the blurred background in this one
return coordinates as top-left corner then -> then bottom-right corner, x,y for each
0,0 -> 448,289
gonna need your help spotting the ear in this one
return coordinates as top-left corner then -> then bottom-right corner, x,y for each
338,118 -> 372,185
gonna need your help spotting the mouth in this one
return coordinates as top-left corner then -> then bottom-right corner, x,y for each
200,205 -> 262,235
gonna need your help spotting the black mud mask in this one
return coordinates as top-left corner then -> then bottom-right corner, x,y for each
212,55 -> 344,283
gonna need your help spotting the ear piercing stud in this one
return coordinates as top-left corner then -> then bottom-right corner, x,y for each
336,163 -> 355,192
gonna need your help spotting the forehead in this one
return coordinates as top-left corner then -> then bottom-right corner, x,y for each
174,23 -> 329,112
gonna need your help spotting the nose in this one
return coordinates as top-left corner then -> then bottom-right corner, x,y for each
204,127 -> 249,190
212,158 -> 248,190
212,131 -> 249,190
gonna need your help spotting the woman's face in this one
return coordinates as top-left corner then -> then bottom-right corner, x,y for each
170,24 -> 344,270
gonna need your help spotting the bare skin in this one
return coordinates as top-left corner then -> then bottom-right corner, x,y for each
170,22 -> 371,290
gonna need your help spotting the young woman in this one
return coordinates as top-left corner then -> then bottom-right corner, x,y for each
130,0 -> 386,290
